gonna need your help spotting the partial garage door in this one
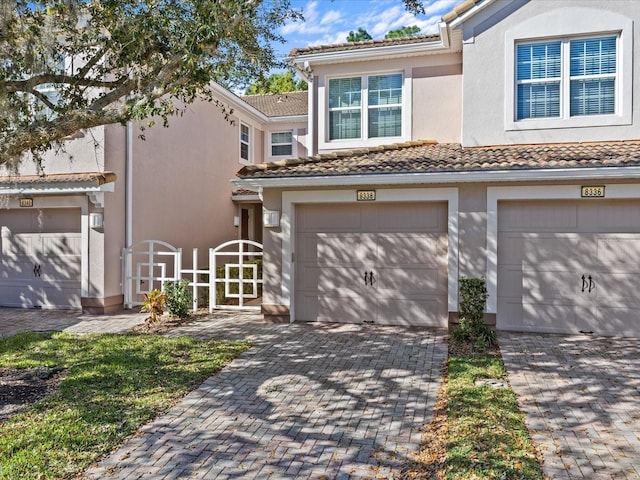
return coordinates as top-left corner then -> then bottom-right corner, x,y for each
498,199 -> 640,336
295,202 -> 448,326
0,208 -> 81,309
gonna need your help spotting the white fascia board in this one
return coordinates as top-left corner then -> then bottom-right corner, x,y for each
448,0 -> 499,29
266,115 -> 308,124
288,35 -> 451,69
233,166 -> 640,190
209,82 -> 269,124
0,182 -> 113,195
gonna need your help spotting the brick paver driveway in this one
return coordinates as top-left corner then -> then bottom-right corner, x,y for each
82,315 -> 447,479
500,332 -> 640,480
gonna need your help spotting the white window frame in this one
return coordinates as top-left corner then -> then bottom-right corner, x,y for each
239,122 -> 251,164
319,69 -> 410,150
270,130 -> 294,158
504,7 -> 632,131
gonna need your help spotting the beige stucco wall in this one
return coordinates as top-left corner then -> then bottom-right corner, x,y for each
460,0 -> 640,146
311,52 -> 463,153
130,100 -> 248,268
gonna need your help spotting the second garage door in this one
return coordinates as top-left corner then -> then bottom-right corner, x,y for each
0,208 -> 81,309
295,202 -> 448,326
498,199 -> 640,336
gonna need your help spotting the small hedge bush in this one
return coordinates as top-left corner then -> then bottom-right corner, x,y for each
451,277 -> 497,350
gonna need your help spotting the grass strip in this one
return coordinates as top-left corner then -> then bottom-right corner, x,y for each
444,354 -> 543,479
0,331 -> 250,480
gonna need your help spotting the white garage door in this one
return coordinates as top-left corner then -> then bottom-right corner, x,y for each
295,202 -> 448,326
0,208 -> 81,309
498,200 -> 640,336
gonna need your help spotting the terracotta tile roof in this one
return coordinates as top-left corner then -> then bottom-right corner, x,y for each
287,34 -> 441,57
242,91 -> 308,117
237,140 -> 640,178
0,171 -> 116,185
442,0 -> 486,23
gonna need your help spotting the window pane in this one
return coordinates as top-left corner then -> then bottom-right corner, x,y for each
517,82 -> 560,119
329,109 -> 361,140
329,77 -> 361,108
570,78 -> 615,116
271,131 -> 292,144
240,142 -> 249,160
368,74 -> 402,106
369,106 -> 401,137
570,37 -> 616,77
272,144 -> 293,156
517,42 -> 561,81
240,124 -> 249,143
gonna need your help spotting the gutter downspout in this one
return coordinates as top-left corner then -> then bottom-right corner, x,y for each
125,121 -> 133,248
304,61 -> 316,156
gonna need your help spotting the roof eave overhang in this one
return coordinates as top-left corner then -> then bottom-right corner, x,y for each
266,114 -> 308,124
0,181 -> 115,196
447,0 -> 499,29
233,166 -> 640,191
289,23 -> 452,73
210,82 -> 269,124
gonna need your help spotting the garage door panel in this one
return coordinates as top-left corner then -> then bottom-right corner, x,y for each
498,202 -> 578,231
522,303 -> 587,333
498,234 -> 524,265
376,266 -> 442,295
375,234 -> 444,265
594,235 -> 640,266
523,269 -> 583,303
317,234 -> 372,265
593,273 -> 640,306
297,205 -> 363,232
41,233 -> 81,257
317,295 -> 369,323
376,203 -> 446,232
595,306 -> 640,336
376,297 -> 446,326
497,266 -> 523,298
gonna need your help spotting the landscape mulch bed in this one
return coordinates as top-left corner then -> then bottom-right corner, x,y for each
0,366 -> 66,421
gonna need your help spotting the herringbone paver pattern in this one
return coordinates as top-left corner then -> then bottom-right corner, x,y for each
79,315 -> 447,479
500,333 -> 640,480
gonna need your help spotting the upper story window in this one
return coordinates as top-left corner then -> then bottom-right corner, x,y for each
240,122 -> 250,163
328,73 -> 403,141
516,35 -> 617,120
271,131 -> 293,156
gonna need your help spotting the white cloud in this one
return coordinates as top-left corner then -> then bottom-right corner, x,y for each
321,10 -> 343,25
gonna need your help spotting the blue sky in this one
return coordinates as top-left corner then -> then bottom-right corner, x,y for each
275,0 -> 459,61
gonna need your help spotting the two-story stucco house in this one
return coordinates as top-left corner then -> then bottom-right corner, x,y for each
234,0 -> 640,338
0,82 -> 307,313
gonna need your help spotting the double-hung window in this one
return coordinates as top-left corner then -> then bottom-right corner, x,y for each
240,123 -> 250,163
271,131 -> 293,156
328,73 -> 403,141
516,35 -> 617,120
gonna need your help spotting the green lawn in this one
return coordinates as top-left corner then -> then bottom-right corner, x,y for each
0,331 -> 250,480
444,354 -> 543,479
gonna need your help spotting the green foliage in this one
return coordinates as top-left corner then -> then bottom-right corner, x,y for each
347,27 -> 372,42
140,289 -> 166,322
0,0 -> 301,168
0,331 -> 250,479
385,25 -> 421,39
245,70 -> 308,95
163,279 -> 191,319
445,355 -> 544,479
451,277 -> 497,350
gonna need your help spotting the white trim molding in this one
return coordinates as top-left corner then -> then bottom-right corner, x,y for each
486,183 -> 640,314
281,187 -> 459,322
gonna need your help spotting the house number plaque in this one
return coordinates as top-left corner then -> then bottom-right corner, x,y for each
581,186 -> 605,198
357,190 -> 376,201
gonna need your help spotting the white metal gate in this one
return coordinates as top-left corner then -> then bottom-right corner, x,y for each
122,239 -> 263,312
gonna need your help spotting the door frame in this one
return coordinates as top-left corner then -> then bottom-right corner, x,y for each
281,188 -> 459,322
487,183 -> 640,316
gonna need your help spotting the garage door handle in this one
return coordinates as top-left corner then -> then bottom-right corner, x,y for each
33,264 -> 41,278
581,275 -> 587,292
363,271 -> 375,286
588,275 -> 593,293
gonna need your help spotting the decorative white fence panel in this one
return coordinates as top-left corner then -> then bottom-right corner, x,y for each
209,240 -> 263,312
122,239 -> 263,311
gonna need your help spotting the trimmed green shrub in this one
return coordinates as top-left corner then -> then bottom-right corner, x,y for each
451,277 -> 497,350
164,279 -> 191,318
